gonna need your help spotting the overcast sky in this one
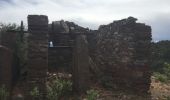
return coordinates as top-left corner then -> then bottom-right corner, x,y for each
0,0 -> 170,41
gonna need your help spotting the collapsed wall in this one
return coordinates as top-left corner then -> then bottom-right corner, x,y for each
92,17 -> 152,93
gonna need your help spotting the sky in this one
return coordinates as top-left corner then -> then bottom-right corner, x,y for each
0,0 -> 170,41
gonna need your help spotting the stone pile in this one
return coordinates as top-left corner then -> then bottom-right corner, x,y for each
93,17 -> 152,94
26,15 -> 48,100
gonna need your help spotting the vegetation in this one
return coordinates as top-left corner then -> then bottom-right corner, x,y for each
47,78 -> 72,100
0,85 -> 9,100
151,41 -> 170,83
153,62 -> 170,83
30,87 -> 41,100
86,89 -> 99,100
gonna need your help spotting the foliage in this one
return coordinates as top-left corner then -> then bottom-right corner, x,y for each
47,78 -> 72,100
153,62 -> 170,83
0,23 -> 19,43
166,96 -> 170,100
151,41 -> 170,83
86,89 -> 99,100
30,87 -> 41,100
154,72 -> 168,83
162,62 -> 170,78
151,41 -> 170,72
0,23 -> 19,32
0,85 -> 9,100
15,28 -> 28,79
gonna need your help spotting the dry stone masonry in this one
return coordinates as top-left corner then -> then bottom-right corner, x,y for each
26,15 -> 48,100
0,15 -> 152,99
0,45 -> 12,99
48,20 -> 90,92
92,17 -> 152,93
73,34 -> 90,92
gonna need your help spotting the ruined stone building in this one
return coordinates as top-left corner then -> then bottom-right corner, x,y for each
0,15 -> 152,99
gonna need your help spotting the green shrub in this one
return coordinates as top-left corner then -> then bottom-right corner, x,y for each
167,96 -> 170,100
162,62 -> 170,79
30,87 -> 41,100
0,85 -> 9,100
47,78 -> 72,100
86,89 -> 99,100
154,72 -> 168,83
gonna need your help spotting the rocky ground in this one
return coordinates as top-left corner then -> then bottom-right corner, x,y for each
151,76 -> 170,100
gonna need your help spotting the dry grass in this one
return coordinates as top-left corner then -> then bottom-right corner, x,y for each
151,76 -> 170,100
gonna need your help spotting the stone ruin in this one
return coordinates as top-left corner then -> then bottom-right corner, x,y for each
26,15 -> 49,100
91,17 -> 152,93
0,15 -> 152,99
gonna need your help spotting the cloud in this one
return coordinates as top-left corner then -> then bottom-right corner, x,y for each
0,0 -> 170,40
146,13 -> 170,41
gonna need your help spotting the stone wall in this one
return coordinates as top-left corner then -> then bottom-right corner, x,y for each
0,31 -> 19,84
0,15 -> 152,97
48,20 -> 89,72
1,32 -> 17,51
48,20 -> 90,92
48,47 -> 72,72
93,17 -> 152,93
48,21 -> 72,72
73,34 -> 90,92
0,45 -> 12,99
26,15 -> 48,100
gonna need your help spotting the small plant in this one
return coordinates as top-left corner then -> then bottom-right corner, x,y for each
86,89 -> 99,100
154,72 -> 168,83
0,85 -> 9,100
47,78 -> 72,100
30,87 -> 41,100
167,96 -> 170,100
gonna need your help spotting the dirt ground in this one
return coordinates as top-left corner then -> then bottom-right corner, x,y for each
150,76 -> 170,100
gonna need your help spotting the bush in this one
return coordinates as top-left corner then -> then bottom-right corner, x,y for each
47,78 -> 72,100
153,62 -> 170,83
154,72 -> 168,83
162,62 -> 170,79
86,89 -> 99,100
30,87 -> 41,100
0,85 -> 9,100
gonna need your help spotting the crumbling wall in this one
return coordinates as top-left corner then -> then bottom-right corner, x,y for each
0,31 -> 19,83
0,45 -> 12,99
48,20 -> 88,72
26,15 -> 48,100
73,34 -> 90,92
48,21 -> 72,71
48,20 -> 90,92
1,32 -> 17,50
48,47 -> 72,72
93,17 -> 152,93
